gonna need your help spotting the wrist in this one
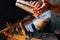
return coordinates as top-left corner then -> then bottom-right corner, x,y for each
33,13 -> 40,18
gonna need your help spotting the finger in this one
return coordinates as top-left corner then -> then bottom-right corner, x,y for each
30,1 -> 36,6
34,2 -> 40,8
39,10 -> 42,13
36,3 -> 40,8
32,8 -> 40,14
30,1 -> 32,4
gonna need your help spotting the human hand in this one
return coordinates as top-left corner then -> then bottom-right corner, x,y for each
30,1 -> 41,17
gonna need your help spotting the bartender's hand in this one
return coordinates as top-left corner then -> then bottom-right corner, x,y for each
30,1 -> 41,17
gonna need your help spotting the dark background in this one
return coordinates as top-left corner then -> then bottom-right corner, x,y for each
0,0 -> 30,23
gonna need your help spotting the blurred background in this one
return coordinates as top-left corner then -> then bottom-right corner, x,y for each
49,0 -> 60,32
0,0 -> 60,34
0,0 -> 60,40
